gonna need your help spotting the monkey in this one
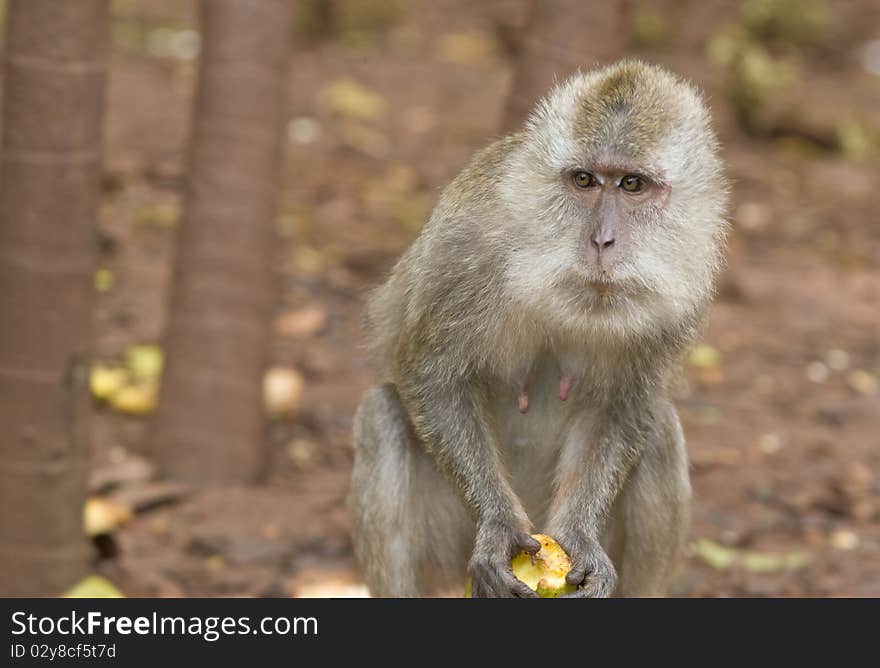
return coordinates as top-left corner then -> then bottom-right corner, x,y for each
349,60 -> 728,597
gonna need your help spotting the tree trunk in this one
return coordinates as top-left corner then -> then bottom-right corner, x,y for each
0,0 -> 108,596
152,0 -> 291,484
501,0 -> 629,132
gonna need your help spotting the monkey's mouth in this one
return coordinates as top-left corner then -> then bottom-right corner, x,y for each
586,273 -> 621,298
584,274 -> 649,306
563,269 -> 639,304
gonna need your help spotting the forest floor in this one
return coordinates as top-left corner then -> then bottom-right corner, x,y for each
81,0 -> 879,596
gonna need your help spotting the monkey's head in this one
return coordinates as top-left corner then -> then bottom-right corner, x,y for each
499,60 -> 728,341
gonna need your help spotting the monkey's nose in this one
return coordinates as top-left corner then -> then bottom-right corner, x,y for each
590,228 -> 615,253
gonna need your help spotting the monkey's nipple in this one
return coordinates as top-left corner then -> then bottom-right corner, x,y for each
518,388 -> 529,414
559,374 -> 572,402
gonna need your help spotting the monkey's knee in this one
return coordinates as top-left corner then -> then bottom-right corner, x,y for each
350,384 -> 470,596
614,427 -> 691,597
350,384 -> 414,533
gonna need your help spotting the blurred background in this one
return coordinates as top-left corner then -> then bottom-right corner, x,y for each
0,0 -> 878,597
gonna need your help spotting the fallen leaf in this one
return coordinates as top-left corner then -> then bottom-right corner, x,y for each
124,344 -> 164,381
847,370 -> 878,395
320,78 -> 387,121
275,305 -> 327,337
756,432 -> 783,454
830,529 -> 859,551
64,575 -> 124,598
695,537 -> 812,573
84,497 -> 133,536
631,3 -> 675,49
294,582 -> 370,598
94,268 -> 114,292
287,438 -> 319,468
263,367 -> 305,417
108,382 -> 158,416
337,120 -> 390,157
825,348 -> 850,371
742,550 -> 811,573
434,31 -> 497,65
287,116 -> 322,145
689,343 -> 720,368
291,246 -> 327,275
90,364 -> 128,401
135,202 -> 180,229
287,569 -> 370,598
695,537 -> 738,570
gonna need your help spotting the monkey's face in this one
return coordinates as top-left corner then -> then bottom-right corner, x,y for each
500,62 -> 728,339
563,165 -> 671,278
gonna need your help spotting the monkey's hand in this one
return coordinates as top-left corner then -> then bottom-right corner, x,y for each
468,520 -> 541,598
558,534 -> 617,598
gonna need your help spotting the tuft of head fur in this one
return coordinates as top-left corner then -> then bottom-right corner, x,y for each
367,60 -> 728,387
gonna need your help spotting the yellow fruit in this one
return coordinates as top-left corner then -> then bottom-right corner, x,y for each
465,533 -> 576,598
511,534 -> 577,597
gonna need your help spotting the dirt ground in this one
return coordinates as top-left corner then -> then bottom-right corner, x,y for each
81,0 -> 880,597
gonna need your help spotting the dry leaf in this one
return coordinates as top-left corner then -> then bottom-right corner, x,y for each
435,31 -> 497,65
275,305 -> 327,337
124,344 -> 164,381
321,78 -> 387,121
94,268 -> 114,292
695,538 -> 738,570
64,575 -> 124,598
689,344 -> 720,369
108,382 -> 159,416
136,202 -> 180,229
695,537 -> 811,572
90,364 -> 128,401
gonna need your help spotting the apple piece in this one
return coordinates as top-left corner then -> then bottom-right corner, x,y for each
464,533 -> 576,598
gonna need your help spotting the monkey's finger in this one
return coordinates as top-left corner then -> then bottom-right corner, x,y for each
473,568 -> 511,598
559,588 -> 588,599
590,577 -> 615,598
505,572 -> 539,598
470,579 -> 492,598
566,577 -> 614,599
562,569 -> 616,598
480,577 -> 508,598
515,532 -> 542,555
565,560 -> 588,586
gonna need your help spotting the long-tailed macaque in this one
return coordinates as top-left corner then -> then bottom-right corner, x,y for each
350,60 -> 728,597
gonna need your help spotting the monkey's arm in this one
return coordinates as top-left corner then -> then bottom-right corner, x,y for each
546,406 -> 649,598
397,375 -> 541,597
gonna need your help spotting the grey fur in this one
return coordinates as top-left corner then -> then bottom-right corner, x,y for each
350,61 -> 728,597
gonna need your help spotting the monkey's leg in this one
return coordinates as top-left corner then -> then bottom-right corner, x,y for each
612,410 -> 691,597
350,384 -> 473,597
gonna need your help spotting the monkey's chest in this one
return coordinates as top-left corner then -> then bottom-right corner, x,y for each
491,357 -> 592,523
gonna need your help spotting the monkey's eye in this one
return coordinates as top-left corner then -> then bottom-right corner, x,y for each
619,174 -> 645,193
572,171 -> 598,189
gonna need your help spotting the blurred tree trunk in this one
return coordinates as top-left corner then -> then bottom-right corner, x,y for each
0,1 -> 108,595
501,0 -> 629,132
152,0 -> 291,484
